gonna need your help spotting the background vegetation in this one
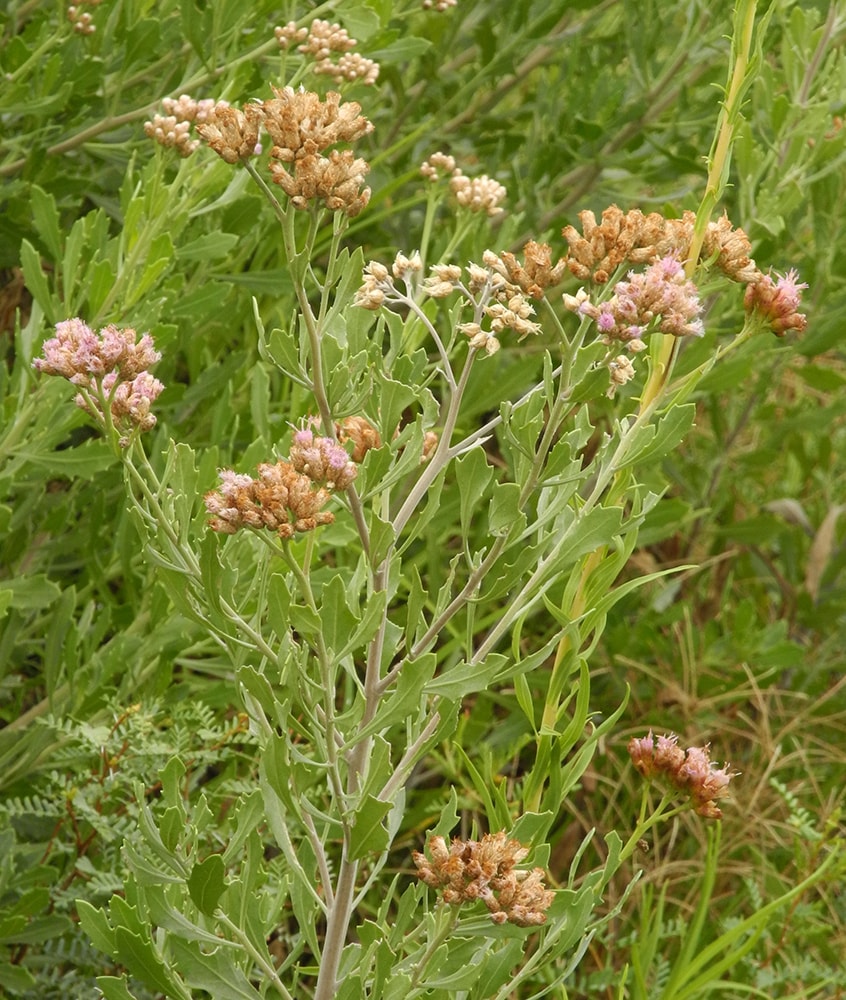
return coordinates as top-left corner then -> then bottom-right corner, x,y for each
1,0 -> 845,997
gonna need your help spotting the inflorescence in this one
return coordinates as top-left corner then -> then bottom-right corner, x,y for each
274,19 -> 380,86
33,319 -> 164,445
413,832 -> 554,927
146,82 -> 373,217
204,428 -> 358,541
627,731 -> 739,819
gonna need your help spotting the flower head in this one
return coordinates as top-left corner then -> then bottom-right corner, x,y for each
413,832 -> 554,927
204,461 -> 335,539
565,256 -> 704,344
34,319 -> 164,441
627,731 -> 738,819
744,268 -> 808,336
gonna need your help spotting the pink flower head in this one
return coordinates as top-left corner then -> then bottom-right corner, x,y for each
35,319 -> 164,440
744,268 -> 808,336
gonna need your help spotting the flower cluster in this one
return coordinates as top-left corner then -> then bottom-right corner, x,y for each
144,95 -> 227,158
274,19 -> 380,85
627,731 -> 738,819
565,255 -> 705,343
260,87 -> 373,216
148,87 -> 374,216
289,428 -> 358,489
205,426 -> 366,540
560,205 -> 808,335
420,153 -> 507,215
67,0 -> 101,35
355,249 -> 542,355
413,832 -> 554,927
33,319 -> 164,441
561,205 -> 755,285
422,0 -> 458,10
204,463 -> 334,540
335,415 -> 382,462
744,268 -> 808,336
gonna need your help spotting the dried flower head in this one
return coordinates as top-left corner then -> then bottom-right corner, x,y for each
337,416 -> 382,462
261,87 -> 373,162
744,268 -> 808,336
34,319 -> 164,440
204,461 -> 335,539
196,104 -> 262,164
270,149 -> 371,216
493,241 -> 568,299
702,213 -> 760,283
413,832 -> 554,927
627,731 -> 738,819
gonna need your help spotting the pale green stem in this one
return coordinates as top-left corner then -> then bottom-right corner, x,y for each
215,912 -> 295,1000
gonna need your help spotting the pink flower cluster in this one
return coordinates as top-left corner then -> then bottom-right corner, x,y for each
628,730 -> 738,819
34,318 -> 164,437
565,255 -> 705,344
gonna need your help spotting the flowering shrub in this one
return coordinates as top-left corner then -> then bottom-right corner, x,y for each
4,2 -> 844,998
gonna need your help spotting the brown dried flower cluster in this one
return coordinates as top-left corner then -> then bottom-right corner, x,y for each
196,105 -> 262,165
204,462 -> 336,540
561,205 -> 761,286
274,19 -> 380,85
262,87 -> 373,216
413,832 -> 554,927
628,731 -> 739,819
336,416 -> 382,463
175,87 -> 374,216
491,240 -> 568,299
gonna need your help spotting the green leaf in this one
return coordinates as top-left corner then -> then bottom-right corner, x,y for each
0,961 -> 37,991
77,900 -> 117,957
30,185 -> 63,262
0,574 -> 60,610
349,794 -> 392,860
114,927 -> 190,999
95,976 -> 141,1000
488,481 -> 524,537
168,937 -> 264,1000
175,232 -> 240,261
20,239 -> 58,320
187,854 -> 226,915
456,446 -> 494,533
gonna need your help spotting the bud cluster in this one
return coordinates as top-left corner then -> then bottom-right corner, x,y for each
627,731 -> 738,819
420,152 -> 508,215
289,428 -> 358,490
33,319 -> 164,441
744,268 -> 808,336
412,832 -> 554,927
274,19 -> 380,85
144,96 -> 229,158
67,0 -> 101,35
